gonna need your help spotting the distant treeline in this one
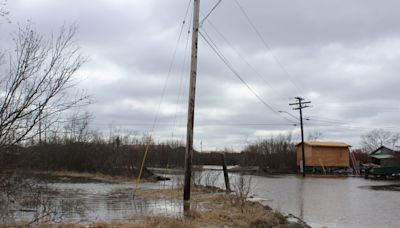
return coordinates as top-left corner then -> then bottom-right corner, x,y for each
1,134 -> 298,176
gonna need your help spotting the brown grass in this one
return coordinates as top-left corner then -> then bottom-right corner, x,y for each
109,186 -> 295,228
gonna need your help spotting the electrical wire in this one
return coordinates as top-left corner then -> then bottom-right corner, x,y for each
171,13 -> 192,140
174,7 -> 194,142
200,0 -> 223,26
233,0 -> 305,96
202,18 -> 279,96
90,122 -> 295,127
199,30 -> 296,124
136,0 -> 192,188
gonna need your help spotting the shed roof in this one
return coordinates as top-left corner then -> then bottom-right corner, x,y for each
371,154 -> 394,159
370,145 -> 394,155
295,141 -> 350,148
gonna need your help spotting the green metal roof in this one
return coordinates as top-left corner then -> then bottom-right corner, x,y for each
370,154 -> 394,159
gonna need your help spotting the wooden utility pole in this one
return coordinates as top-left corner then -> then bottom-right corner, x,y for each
183,0 -> 200,208
290,97 -> 311,177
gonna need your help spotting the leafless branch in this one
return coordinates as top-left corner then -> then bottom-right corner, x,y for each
0,23 -> 89,148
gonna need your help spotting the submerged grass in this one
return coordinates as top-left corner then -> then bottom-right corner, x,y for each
2,172 -> 307,227
92,186 -> 305,228
20,185 -> 305,228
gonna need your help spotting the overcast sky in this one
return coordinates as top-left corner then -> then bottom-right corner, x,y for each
2,0 -> 400,151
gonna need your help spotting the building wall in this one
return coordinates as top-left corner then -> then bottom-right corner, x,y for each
297,145 -> 350,167
381,158 -> 400,167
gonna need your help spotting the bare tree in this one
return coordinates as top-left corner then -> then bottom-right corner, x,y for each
360,129 -> 400,152
231,175 -> 253,213
0,0 -> 10,23
0,24 -> 89,148
165,138 -> 184,149
307,131 -> 323,141
63,111 -> 92,143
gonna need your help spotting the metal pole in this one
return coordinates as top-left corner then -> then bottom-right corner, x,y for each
183,0 -> 200,208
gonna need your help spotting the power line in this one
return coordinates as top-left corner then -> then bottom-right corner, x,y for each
233,0 -> 305,96
278,110 -> 299,121
171,11 -> 193,140
200,0 -> 223,26
199,30 -> 296,124
150,0 -> 193,135
135,0 -> 194,190
202,17 -> 304,124
89,122 -> 295,127
304,121 -> 400,131
202,19 -> 280,98
175,9 -> 195,141
303,114 -> 400,131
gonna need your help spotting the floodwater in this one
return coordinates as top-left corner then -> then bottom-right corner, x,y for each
191,167 -> 400,228
2,169 -> 400,227
247,175 -> 400,228
1,178 -> 184,224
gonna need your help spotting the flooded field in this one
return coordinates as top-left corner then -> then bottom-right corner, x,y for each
1,170 -> 399,227
1,174 -> 184,225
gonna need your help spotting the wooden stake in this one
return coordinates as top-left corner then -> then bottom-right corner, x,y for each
221,152 -> 230,192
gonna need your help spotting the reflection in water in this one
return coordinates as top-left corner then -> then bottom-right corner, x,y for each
1,181 -> 184,224
180,169 -> 400,228
2,171 -> 399,228
298,178 -> 304,220
246,175 -> 400,228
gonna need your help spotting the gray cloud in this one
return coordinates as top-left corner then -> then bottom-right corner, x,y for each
2,0 -> 400,150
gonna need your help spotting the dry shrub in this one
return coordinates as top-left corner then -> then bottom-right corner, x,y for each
184,209 -> 202,220
197,194 -> 287,228
231,174 -> 253,212
192,170 -> 219,187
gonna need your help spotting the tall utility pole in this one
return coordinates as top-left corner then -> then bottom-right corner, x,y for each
184,0 -> 200,208
289,97 -> 311,177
